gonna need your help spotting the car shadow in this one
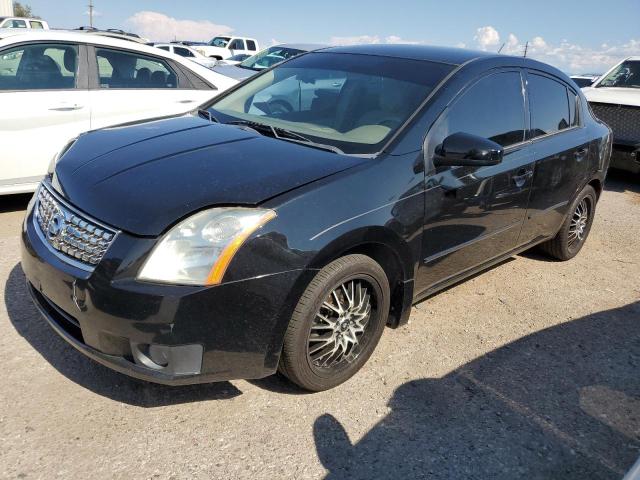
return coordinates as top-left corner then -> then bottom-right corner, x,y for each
0,193 -> 32,213
5,264 -> 242,407
313,302 -> 640,479
604,169 -> 640,194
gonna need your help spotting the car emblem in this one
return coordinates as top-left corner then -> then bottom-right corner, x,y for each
46,211 -> 66,244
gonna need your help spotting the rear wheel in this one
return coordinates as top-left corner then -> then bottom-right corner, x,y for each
279,254 -> 390,391
540,185 -> 597,260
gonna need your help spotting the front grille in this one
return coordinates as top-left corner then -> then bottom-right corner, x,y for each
589,102 -> 640,144
34,184 -> 118,269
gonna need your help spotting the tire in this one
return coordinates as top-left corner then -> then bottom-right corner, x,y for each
278,254 -> 390,392
539,184 -> 597,261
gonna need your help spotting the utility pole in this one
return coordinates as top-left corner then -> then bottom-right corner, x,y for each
88,0 -> 94,28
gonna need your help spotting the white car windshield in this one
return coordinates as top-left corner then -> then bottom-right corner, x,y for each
207,52 -> 454,154
598,61 -> 640,89
209,37 -> 230,48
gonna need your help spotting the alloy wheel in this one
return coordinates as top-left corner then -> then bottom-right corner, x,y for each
568,198 -> 590,248
307,278 -> 373,369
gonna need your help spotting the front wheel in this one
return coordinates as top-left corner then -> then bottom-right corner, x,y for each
540,184 -> 597,260
278,254 -> 390,391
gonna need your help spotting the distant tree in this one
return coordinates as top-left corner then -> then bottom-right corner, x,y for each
13,2 -> 39,18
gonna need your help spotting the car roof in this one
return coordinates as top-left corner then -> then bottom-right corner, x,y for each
319,44 -> 496,66
0,30 -> 161,52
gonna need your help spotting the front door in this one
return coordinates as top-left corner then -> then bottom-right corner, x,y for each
0,42 -> 89,192
415,70 -> 535,295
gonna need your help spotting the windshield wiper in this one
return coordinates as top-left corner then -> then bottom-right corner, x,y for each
198,109 -> 220,123
225,120 -> 345,154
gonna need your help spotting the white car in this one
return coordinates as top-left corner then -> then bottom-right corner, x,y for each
0,30 -> 238,194
583,57 -> 640,174
153,43 -> 217,69
194,36 -> 258,60
0,16 -> 49,29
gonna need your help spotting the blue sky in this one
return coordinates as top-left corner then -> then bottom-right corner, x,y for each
24,0 -> 640,73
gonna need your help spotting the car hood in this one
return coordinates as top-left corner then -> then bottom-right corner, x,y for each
212,64 -> 256,80
583,87 -> 640,107
54,115 -> 365,236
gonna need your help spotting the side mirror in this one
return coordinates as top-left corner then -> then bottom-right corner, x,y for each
434,132 -> 504,167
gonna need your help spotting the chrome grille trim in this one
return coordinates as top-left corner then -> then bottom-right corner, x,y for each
33,183 -> 119,271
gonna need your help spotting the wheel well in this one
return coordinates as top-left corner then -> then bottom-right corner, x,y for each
210,55 -> 222,60
588,178 -> 603,200
341,243 -> 409,328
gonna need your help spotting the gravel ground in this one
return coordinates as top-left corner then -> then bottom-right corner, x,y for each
1,171 -> 639,480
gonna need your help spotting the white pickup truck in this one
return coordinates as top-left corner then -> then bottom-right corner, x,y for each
583,57 -> 640,174
194,36 -> 259,60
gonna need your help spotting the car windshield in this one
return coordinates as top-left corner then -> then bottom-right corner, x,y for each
209,36 -> 230,48
228,54 -> 249,62
239,46 -> 305,71
597,60 -> 640,89
207,52 -> 453,155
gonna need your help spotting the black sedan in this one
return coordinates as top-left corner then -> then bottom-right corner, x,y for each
21,45 -> 612,391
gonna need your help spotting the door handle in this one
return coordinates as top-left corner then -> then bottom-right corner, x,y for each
512,169 -> 533,188
48,104 -> 84,111
177,99 -> 197,104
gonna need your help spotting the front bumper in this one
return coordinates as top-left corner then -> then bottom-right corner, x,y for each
21,197 -> 312,385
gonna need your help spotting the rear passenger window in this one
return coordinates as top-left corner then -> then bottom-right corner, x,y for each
529,74 -> 571,137
0,43 -> 78,90
247,40 -> 257,51
174,47 -> 195,58
434,71 -> 526,149
95,48 -> 178,89
29,21 -> 44,29
229,39 -> 245,50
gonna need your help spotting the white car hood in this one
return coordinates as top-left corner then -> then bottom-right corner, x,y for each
583,87 -> 640,107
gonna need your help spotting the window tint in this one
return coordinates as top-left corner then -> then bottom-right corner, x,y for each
157,46 -> 170,52
29,21 -> 44,29
0,43 -> 78,90
432,71 -> 526,150
247,40 -> 257,51
95,48 -> 177,89
529,74 -> 570,138
568,89 -> 579,127
229,39 -> 245,50
174,47 -> 194,58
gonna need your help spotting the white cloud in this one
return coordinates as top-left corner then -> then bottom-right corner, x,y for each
126,11 -> 233,42
472,26 -> 640,73
329,35 -> 421,46
474,26 -> 500,50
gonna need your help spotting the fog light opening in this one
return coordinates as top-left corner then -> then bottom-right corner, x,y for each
131,342 -> 203,376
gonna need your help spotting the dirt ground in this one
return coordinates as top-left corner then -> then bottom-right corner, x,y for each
1,171 -> 639,480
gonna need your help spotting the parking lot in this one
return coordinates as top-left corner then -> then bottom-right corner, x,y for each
0,171 -> 638,479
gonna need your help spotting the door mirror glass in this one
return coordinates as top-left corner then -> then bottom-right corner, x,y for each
434,132 -> 504,167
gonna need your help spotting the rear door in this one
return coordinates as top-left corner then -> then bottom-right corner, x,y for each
415,69 -> 536,294
0,42 -> 89,192
518,72 -> 588,243
87,46 -> 213,129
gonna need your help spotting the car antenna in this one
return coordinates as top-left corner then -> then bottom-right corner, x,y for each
523,41 -> 529,58
497,43 -> 505,54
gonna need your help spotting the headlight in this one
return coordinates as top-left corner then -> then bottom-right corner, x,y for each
138,207 -> 276,286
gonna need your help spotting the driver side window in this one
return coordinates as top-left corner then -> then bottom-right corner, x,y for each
426,71 -> 526,165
